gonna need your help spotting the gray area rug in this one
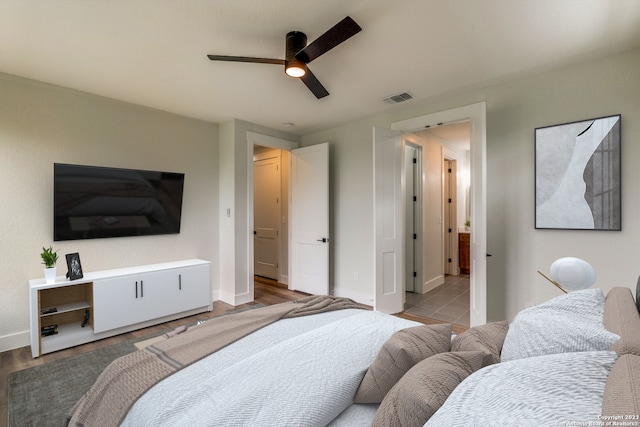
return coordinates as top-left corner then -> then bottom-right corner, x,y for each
9,339 -> 137,427
8,305 -> 265,427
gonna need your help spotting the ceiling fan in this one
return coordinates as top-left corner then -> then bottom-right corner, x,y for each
207,16 -> 362,99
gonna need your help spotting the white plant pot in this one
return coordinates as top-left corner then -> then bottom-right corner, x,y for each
44,267 -> 57,284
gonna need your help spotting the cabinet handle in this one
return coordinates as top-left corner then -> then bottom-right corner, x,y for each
135,281 -> 138,298
179,274 -> 182,290
141,280 -> 144,298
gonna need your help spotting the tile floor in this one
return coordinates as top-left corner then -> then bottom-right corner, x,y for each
404,274 -> 470,327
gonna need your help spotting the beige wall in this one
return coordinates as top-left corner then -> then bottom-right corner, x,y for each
302,48 -> 640,321
2,47 -> 638,351
0,73 -> 219,351
486,48 -> 640,320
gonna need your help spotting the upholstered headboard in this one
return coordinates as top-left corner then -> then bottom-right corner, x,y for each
601,286 -> 640,416
636,276 -> 640,313
603,286 -> 640,356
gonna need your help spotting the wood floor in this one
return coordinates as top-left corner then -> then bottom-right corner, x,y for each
0,278 -> 466,424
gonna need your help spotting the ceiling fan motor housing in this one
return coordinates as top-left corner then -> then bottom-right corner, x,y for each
286,31 -> 307,60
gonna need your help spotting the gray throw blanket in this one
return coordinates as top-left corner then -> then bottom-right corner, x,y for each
65,295 -> 365,427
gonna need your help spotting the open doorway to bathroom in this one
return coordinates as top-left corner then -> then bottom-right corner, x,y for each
402,121 -> 471,328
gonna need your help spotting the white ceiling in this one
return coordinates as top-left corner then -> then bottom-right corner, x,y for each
2,0 -> 639,136
416,121 -> 472,151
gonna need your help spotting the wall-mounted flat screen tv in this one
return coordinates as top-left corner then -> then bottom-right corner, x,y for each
54,163 -> 185,241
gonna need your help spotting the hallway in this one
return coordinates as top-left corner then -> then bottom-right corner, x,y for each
404,275 -> 470,328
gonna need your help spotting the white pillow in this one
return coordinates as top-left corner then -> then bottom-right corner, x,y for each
501,288 -> 619,361
424,350 -> 618,427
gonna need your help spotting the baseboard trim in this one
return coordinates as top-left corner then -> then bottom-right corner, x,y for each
422,275 -> 445,294
0,330 -> 30,353
332,287 -> 373,308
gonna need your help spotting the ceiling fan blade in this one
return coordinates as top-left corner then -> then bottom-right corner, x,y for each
207,55 -> 284,65
295,16 -> 362,63
300,68 -> 329,99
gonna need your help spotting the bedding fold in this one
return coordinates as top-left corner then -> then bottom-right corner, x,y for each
65,295 -> 365,427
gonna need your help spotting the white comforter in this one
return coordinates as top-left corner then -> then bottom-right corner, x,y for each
122,309 -> 419,426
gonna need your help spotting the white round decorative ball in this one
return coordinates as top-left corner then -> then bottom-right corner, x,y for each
549,257 -> 596,291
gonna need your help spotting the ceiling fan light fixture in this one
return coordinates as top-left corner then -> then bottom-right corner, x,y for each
285,60 -> 306,77
207,17 -> 361,98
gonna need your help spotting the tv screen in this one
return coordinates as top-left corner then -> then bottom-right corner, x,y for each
54,163 -> 185,241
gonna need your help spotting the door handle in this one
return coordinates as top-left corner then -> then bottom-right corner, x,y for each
316,238 -> 328,243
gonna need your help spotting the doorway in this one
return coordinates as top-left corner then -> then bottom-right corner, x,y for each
253,146 -> 285,282
246,132 -> 330,299
375,102 -> 486,327
401,124 -> 471,328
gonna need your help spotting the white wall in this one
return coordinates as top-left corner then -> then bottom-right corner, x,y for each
301,120 -> 380,304
0,73 -> 219,351
217,120 -> 299,305
486,48 -> 640,320
302,48 -> 640,321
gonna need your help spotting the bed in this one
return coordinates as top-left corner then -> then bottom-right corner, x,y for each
66,285 -> 640,427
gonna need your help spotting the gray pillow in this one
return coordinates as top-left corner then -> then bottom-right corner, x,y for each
354,323 -> 451,404
451,320 -> 508,366
371,351 -> 486,427
425,351 -> 618,426
501,288 -> 619,361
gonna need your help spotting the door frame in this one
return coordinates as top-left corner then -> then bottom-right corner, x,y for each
246,132 -> 299,293
404,142 -> 423,294
391,102 -> 487,326
443,157 -> 459,276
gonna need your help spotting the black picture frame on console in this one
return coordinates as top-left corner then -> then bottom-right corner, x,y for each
54,163 -> 185,241
535,114 -> 621,231
65,253 -> 83,280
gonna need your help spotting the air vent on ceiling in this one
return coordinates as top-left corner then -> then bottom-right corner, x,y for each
381,92 -> 414,105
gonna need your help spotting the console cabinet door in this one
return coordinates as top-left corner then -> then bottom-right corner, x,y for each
93,272 -> 164,333
93,265 -> 210,334
167,264 -> 211,314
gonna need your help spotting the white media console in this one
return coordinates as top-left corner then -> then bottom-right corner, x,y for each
29,259 -> 212,358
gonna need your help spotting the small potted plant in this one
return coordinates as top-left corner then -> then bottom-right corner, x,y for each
41,246 -> 59,284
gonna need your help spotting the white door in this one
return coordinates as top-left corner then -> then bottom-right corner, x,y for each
290,143 -> 329,295
373,127 -> 404,314
254,154 -> 281,279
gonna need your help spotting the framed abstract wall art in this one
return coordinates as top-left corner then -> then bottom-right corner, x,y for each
535,114 -> 621,230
